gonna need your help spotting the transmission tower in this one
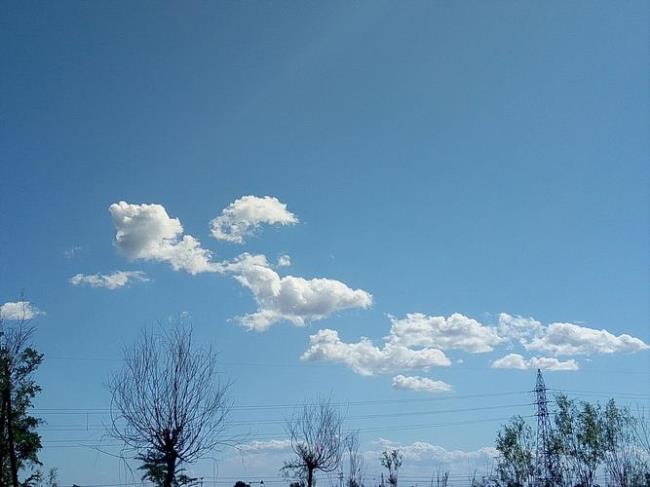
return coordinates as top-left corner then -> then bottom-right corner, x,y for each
534,369 -> 555,486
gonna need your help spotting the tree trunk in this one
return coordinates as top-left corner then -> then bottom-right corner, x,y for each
164,453 -> 176,487
307,466 -> 314,487
2,362 -> 19,487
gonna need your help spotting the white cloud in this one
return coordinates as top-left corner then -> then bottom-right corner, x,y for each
388,313 -> 503,353
497,313 -> 544,341
109,201 -> 216,274
0,301 -> 43,321
217,253 -> 372,331
392,375 -> 452,393
69,270 -> 149,290
367,438 -> 497,466
523,322 -> 649,356
210,195 -> 298,244
301,329 -> 450,376
277,254 -> 291,267
236,439 -> 292,453
491,353 -> 578,371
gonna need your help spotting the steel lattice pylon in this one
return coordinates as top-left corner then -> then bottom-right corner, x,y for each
534,369 -> 555,486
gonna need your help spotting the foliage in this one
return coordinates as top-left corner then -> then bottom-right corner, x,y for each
494,416 -> 535,486
380,449 -> 402,487
0,306 -> 44,487
492,395 -> 649,487
136,451 -> 198,487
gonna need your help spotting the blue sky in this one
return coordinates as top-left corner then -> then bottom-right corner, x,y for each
1,1 -> 648,485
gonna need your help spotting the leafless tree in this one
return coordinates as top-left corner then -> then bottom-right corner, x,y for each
380,449 -> 402,487
633,406 -> 650,458
282,398 -> 345,487
108,324 -> 231,487
344,430 -> 364,487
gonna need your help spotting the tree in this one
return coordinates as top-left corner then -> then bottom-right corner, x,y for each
379,450 -> 402,487
344,431 -> 364,487
494,416 -> 534,487
551,395 -> 606,486
108,324 -> 231,487
282,398 -> 345,487
0,301 -> 44,487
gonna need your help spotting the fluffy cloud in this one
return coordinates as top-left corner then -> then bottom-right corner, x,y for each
109,201 -> 216,274
392,375 -> 452,393
523,322 -> 649,356
388,313 -> 503,353
497,313 -> 544,341
367,438 -> 497,466
0,301 -> 43,321
301,329 -> 450,376
210,195 -> 298,243
491,353 -> 578,371
217,253 -> 372,331
69,270 -> 149,290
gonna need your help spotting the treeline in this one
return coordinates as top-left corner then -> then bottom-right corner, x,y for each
473,396 -> 650,487
1,309 -> 649,487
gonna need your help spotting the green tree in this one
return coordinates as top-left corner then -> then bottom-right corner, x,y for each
380,450 -> 402,487
0,302 -> 44,487
494,416 -> 534,487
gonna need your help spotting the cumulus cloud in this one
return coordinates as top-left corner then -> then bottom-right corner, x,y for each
392,375 -> 452,393
388,313 -> 503,353
367,439 -> 497,466
523,322 -> 649,356
69,270 -> 149,290
497,313 -> 544,341
217,253 -> 372,331
211,195 -> 298,244
301,329 -> 450,376
109,201 -> 216,274
491,353 -> 578,371
301,311 -> 503,376
0,301 -> 43,321
495,313 -> 648,362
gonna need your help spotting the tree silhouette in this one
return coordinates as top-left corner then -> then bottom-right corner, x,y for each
108,324 -> 231,487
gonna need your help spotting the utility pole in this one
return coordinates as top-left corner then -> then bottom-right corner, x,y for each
534,369 -> 555,487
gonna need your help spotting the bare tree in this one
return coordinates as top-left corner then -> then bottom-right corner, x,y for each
344,430 -> 364,487
633,406 -> 650,458
282,398 -> 345,487
380,450 -> 402,487
108,324 -> 231,487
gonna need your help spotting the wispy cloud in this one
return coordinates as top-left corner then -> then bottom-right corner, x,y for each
392,375 -> 453,393
69,270 -> 149,290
